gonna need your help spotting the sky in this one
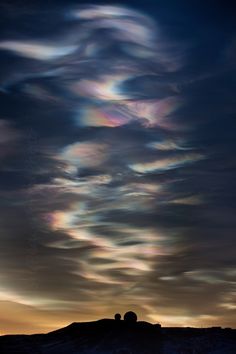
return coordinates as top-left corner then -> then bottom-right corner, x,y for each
0,0 -> 235,334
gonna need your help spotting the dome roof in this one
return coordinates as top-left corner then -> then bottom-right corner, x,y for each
114,313 -> 121,320
124,311 -> 137,322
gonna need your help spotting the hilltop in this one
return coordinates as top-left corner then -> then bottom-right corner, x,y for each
0,319 -> 235,354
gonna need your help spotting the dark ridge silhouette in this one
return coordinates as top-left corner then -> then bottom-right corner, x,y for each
0,314 -> 235,354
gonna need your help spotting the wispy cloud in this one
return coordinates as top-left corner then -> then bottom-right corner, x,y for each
0,41 -> 77,60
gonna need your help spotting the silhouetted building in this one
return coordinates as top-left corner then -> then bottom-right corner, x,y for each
124,311 -> 137,323
115,313 -> 121,321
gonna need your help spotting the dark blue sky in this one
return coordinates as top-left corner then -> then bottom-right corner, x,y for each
0,0 -> 235,333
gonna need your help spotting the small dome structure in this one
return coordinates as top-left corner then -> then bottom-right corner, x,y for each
114,313 -> 121,321
123,311 -> 137,322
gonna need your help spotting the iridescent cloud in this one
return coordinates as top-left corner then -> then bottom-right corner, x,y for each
124,97 -> 181,128
78,97 -> 180,129
72,5 -> 155,46
148,140 -> 192,151
71,75 -> 131,101
0,41 -> 77,60
79,106 -> 131,127
130,153 -> 203,173
60,142 -> 108,169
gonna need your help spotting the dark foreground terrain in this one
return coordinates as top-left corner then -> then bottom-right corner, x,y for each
0,319 -> 235,354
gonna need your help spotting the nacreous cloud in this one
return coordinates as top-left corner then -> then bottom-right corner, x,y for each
0,41 -> 77,60
130,153 -> 203,173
